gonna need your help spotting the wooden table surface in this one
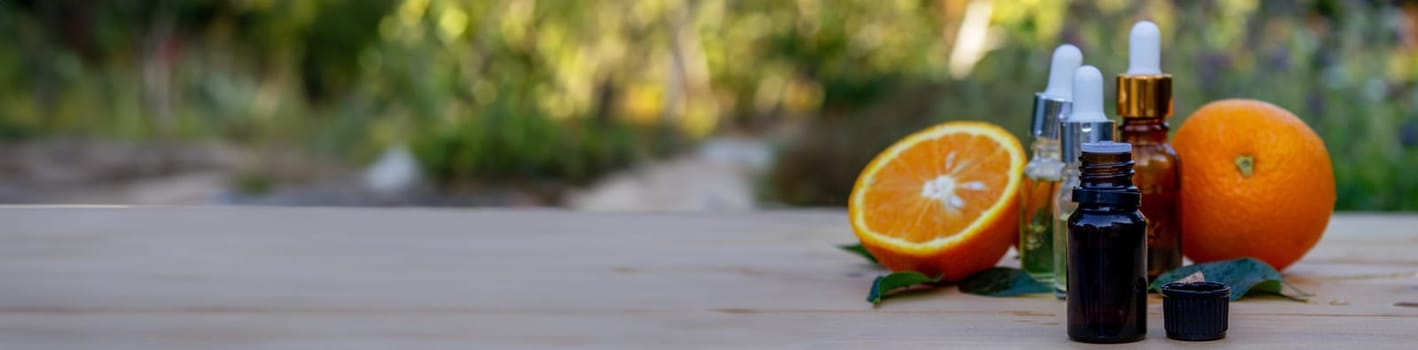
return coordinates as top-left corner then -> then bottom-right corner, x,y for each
0,207 -> 1415,349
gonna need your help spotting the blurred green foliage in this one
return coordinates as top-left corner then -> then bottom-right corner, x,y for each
769,0 -> 1418,211
0,0 -> 1416,209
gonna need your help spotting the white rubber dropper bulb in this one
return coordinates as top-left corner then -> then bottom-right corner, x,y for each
1041,44 -> 1083,100
1070,65 -> 1108,122
1127,21 -> 1162,75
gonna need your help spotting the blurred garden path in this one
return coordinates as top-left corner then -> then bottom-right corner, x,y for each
0,139 -> 241,205
568,137 -> 771,211
0,137 -> 771,209
0,139 -> 371,206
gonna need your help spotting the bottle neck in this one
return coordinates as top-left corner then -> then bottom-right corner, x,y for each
1119,117 -> 1169,144
1030,139 -> 1060,159
1073,150 -> 1140,209
1078,153 -> 1134,190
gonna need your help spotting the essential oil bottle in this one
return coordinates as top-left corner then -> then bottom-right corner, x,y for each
1051,65 -> 1115,298
1117,21 -> 1181,280
1067,141 -> 1148,344
1018,44 -> 1082,283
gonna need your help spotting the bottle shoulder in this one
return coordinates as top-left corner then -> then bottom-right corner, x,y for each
1130,144 -> 1180,192
1024,158 -> 1066,180
1129,142 -> 1178,156
1131,144 -> 1180,170
1068,208 -> 1146,227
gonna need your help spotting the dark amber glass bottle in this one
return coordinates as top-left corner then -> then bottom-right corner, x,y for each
1119,116 -> 1181,280
1067,142 -> 1147,344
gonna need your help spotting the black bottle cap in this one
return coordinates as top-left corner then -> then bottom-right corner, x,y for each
1161,281 -> 1231,341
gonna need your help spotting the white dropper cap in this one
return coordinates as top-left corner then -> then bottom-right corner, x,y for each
1041,44 -> 1083,100
1126,21 -> 1162,75
1070,65 -> 1108,122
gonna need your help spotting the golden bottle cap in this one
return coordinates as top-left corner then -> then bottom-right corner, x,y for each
1116,74 -> 1172,119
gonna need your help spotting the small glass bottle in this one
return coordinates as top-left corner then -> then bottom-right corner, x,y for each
1018,44 -> 1080,283
1067,141 -> 1147,344
1051,65 -> 1114,299
1117,21 -> 1182,280
1020,137 -> 1063,282
1120,116 -> 1180,279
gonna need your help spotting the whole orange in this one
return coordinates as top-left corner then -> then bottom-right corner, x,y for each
1172,99 -> 1334,271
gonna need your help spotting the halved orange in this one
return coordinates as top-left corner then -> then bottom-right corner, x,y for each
849,121 -> 1024,281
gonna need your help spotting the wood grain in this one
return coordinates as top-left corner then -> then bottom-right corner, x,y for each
0,208 -> 1414,349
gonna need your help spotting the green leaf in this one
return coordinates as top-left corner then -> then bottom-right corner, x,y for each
1149,257 -> 1311,301
959,267 -> 1053,296
866,272 -> 942,305
839,243 -> 879,265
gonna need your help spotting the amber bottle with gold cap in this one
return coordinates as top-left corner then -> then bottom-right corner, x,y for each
1116,21 -> 1181,280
